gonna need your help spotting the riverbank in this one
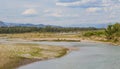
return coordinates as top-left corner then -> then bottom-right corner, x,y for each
28,38 -> 81,42
0,37 -> 119,69
82,37 -> 120,46
0,43 -> 68,69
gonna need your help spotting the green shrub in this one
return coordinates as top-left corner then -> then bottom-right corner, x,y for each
83,31 -> 104,37
105,23 -> 120,40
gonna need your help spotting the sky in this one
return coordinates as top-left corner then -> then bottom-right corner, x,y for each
0,0 -> 120,26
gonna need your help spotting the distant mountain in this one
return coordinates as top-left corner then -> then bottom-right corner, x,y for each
69,23 -> 109,28
0,21 -> 51,27
0,21 -> 109,28
0,21 -> 7,27
6,23 -> 46,27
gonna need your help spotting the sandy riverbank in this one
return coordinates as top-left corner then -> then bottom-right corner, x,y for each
0,42 -> 69,69
26,38 -> 81,42
81,39 -> 120,46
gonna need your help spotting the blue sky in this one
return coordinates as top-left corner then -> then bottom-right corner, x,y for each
0,0 -> 120,26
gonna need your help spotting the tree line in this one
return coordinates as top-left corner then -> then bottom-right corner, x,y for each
0,26 -> 98,34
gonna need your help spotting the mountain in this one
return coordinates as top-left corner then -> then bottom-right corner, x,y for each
69,23 -> 109,28
0,21 -> 109,28
6,23 -> 46,27
0,21 -> 47,27
0,21 -> 7,27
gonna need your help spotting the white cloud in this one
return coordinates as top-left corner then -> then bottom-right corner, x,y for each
56,0 -> 120,13
2,0 -> 120,25
22,9 -> 38,16
44,10 -> 50,13
86,7 -> 102,13
44,9 -> 79,17
46,13 -> 79,17
49,13 -> 63,17
56,1 -> 81,6
102,0 -> 120,11
44,9 -> 63,17
56,0 -> 96,7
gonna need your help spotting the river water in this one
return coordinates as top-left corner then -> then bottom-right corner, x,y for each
16,41 -> 120,69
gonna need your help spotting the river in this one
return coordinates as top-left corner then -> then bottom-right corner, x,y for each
15,40 -> 120,69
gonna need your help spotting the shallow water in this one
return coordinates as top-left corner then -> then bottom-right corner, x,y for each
16,41 -> 120,69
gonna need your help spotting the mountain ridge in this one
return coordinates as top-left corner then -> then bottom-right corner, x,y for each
0,21 -> 53,27
0,21 -> 109,28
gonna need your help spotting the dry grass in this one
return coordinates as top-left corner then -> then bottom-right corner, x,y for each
0,32 -> 79,39
0,33 -> 81,42
0,43 -> 68,69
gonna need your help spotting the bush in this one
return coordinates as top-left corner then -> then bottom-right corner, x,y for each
105,23 -> 120,40
83,31 -> 104,37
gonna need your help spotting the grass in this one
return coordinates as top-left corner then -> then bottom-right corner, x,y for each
82,30 -> 120,45
0,31 -> 119,44
0,43 -> 68,69
0,32 -> 79,39
0,32 -> 81,42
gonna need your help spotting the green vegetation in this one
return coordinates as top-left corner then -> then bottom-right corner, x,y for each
0,43 -> 68,69
0,22 -> 120,69
83,23 -> 120,44
0,27 -> 39,33
83,30 -> 104,37
0,23 -> 119,43
0,26 -> 98,34
0,33 -> 79,38
105,23 -> 120,42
